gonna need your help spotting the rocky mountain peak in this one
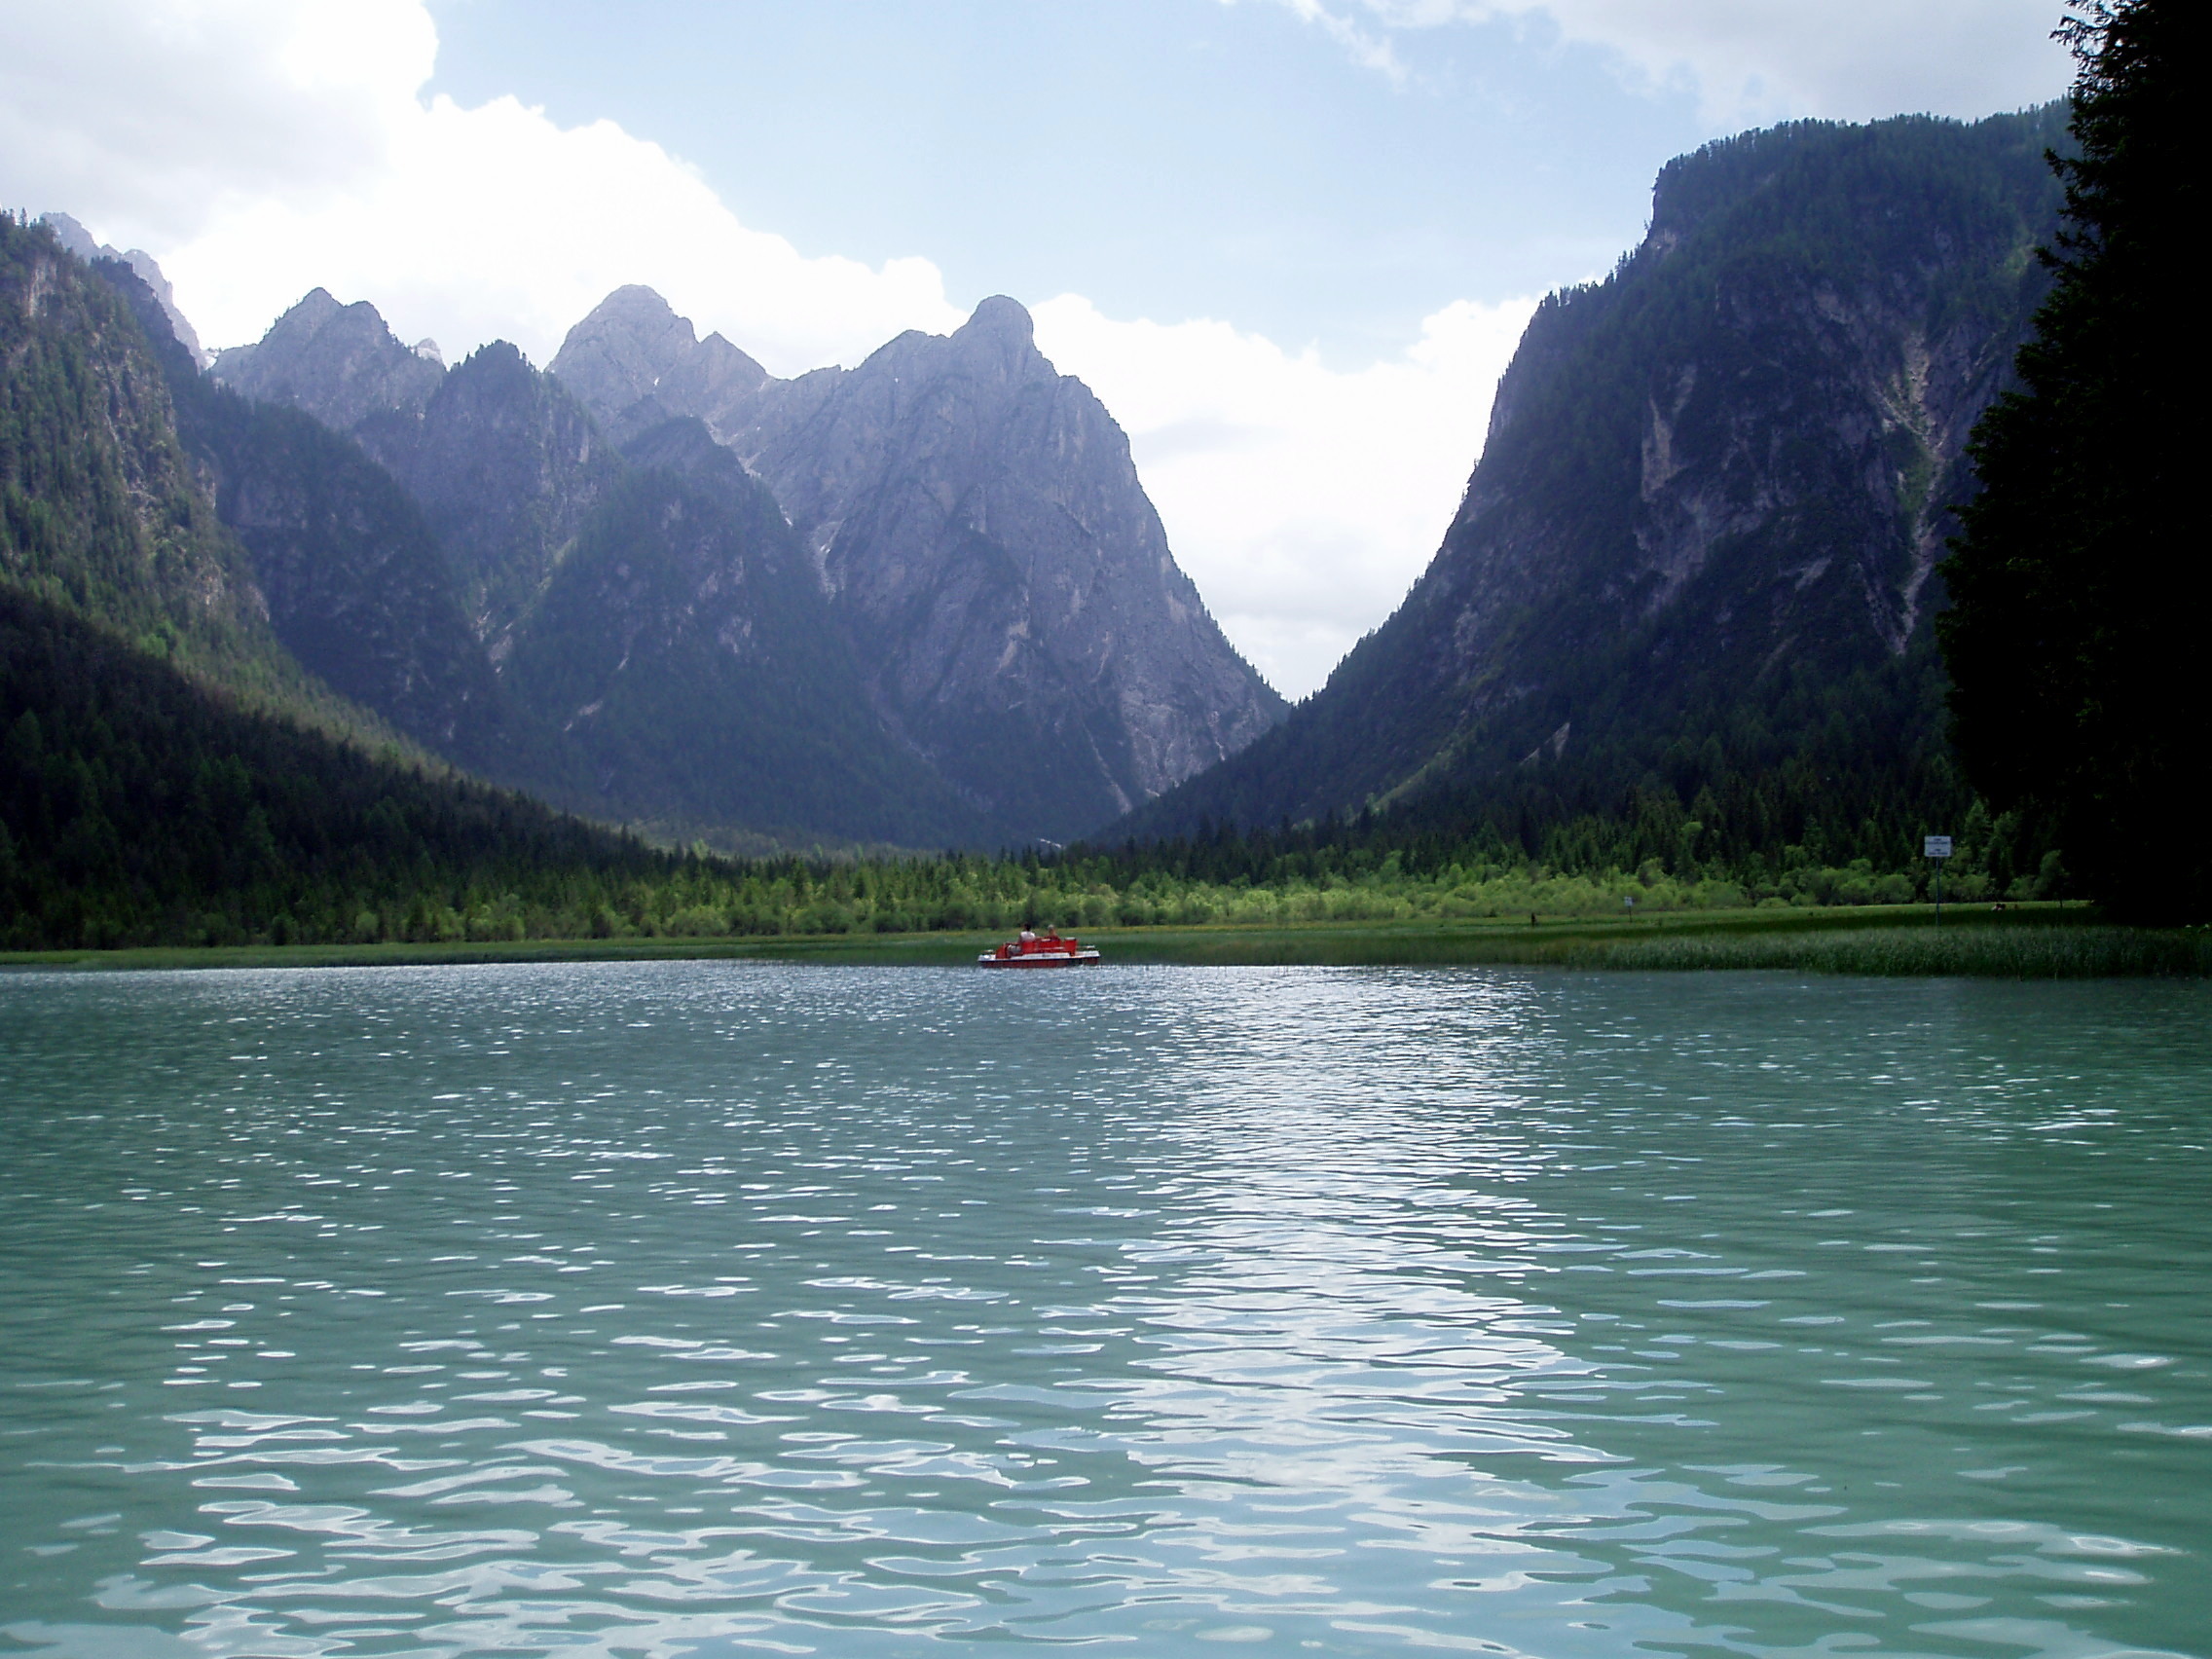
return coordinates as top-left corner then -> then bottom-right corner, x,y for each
36,211 -> 105,268
540,280 -> 1286,836
949,295 -> 1040,378
445,339 -> 535,400
548,285 -> 692,411
340,337 -> 615,650
598,282 -> 684,330
714,300 -> 1284,836
211,288 -> 445,433
279,287 -> 344,332
549,285 -> 768,443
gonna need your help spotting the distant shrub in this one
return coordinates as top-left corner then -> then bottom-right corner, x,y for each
667,904 -> 729,937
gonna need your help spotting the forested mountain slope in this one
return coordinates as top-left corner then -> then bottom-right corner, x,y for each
1,215 -> 401,744
41,212 -> 207,365
0,583 -> 668,950
1124,109 -> 2068,864
0,215 -> 690,950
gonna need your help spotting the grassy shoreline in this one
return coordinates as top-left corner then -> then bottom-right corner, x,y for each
2,903 -> 2204,977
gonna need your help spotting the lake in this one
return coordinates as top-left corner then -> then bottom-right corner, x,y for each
1,962 -> 2205,1657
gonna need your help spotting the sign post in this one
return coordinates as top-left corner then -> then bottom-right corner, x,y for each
1924,835 -> 1954,923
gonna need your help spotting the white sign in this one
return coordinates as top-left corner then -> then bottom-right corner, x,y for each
1924,835 -> 1954,859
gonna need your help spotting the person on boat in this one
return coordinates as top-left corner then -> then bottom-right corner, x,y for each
1043,925 -> 1060,942
1017,925 -> 1038,946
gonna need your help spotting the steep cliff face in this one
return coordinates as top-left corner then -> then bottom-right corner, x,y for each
356,343 -> 623,649
1,214 -> 481,783
744,298 -> 1284,835
214,294 -> 623,652
502,418 -> 989,846
1128,109 -> 2066,838
194,288 -> 992,844
554,292 -> 1285,840
95,260 -> 504,761
211,289 -> 445,433
193,401 -> 505,757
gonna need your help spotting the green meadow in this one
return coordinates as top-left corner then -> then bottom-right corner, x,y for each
7,903 -> 2203,978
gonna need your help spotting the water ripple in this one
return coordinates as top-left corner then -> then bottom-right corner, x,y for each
1,962 -> 2205,1656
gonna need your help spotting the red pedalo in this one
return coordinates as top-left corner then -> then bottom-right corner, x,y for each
977,931 -> 1103,968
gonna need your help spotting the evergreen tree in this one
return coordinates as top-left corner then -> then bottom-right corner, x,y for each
1939,0 -> 2201,920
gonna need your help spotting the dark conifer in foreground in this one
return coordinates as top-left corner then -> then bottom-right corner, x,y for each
1939,0 -> 2201,921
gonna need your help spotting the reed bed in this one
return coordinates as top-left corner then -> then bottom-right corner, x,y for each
1569,925 -> 2211,978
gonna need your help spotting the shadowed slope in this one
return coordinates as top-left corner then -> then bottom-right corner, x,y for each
1124,110 -> 2067,853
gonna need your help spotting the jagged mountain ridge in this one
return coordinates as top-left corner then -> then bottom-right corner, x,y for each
551,290 -> 1286,840
208,276 -> 1286,844
1120,109 -> 2068,844
11,102 -> 2070,871
211,306 -> 627,655
203,288 -> 990,845
546,284 -> 770,445
211,287 -> 446,433
353,342 -> 625,651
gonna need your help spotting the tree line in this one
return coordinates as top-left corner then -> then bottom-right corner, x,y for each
0,574 -> 2056,953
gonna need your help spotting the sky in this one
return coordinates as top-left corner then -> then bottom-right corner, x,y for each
0,0 -> 2072,697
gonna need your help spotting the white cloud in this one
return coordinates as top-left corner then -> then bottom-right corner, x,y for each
1035,294 -> 1535,698
165,92 -> 965,375
1242,0 -> 1411,80
2,0 -> 1531,698
0,0 -> 429,240
1256,0 -> 2073,123
0,0 -> 963,372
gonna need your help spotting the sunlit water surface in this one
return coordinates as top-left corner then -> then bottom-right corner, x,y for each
0,963 -> 2205,1658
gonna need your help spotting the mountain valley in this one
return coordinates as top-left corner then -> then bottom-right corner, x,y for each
3,103 -> 2091,894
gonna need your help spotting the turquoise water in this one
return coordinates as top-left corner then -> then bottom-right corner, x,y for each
0,963 -> 2205,1657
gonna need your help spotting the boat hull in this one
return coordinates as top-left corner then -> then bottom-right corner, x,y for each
977,949 -> 1102,968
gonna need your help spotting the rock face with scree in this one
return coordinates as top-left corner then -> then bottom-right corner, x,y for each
553,290 -> 1285,838
1117,109 -> 2070,839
